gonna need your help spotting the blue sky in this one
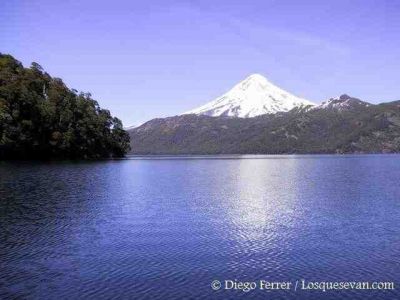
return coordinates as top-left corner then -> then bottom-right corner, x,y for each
1,0 -> 400,126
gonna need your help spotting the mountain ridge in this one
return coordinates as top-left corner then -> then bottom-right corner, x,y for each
129,95 -> 400,154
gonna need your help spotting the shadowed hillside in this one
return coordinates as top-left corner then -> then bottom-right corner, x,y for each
129,97 -> 400,154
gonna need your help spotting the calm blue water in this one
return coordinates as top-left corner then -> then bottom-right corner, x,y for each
0,155 -> 399,299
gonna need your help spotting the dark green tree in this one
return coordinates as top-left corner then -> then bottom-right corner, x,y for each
0,53 -> 130,159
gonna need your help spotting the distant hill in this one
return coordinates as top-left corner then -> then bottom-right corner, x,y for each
129,96 -> 400,154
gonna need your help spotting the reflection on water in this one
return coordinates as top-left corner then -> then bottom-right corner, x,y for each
0,155 -> 400,300
228,159 -> 293,241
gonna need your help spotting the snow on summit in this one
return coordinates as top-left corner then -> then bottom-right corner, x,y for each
184,74 -> 315,118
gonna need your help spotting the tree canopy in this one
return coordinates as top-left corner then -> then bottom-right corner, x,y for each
0,54 -> 130,159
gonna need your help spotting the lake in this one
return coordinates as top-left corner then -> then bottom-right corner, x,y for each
1,155 -> 399,299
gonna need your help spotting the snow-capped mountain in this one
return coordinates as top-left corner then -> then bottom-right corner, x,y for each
184,74 -> 315,118
314,94 -> 371,111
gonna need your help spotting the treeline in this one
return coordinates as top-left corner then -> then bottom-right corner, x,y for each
0,54 -> 130,159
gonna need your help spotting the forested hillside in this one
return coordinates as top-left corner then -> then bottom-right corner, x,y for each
0,54 -> 130,159
129,99 -> 400,154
